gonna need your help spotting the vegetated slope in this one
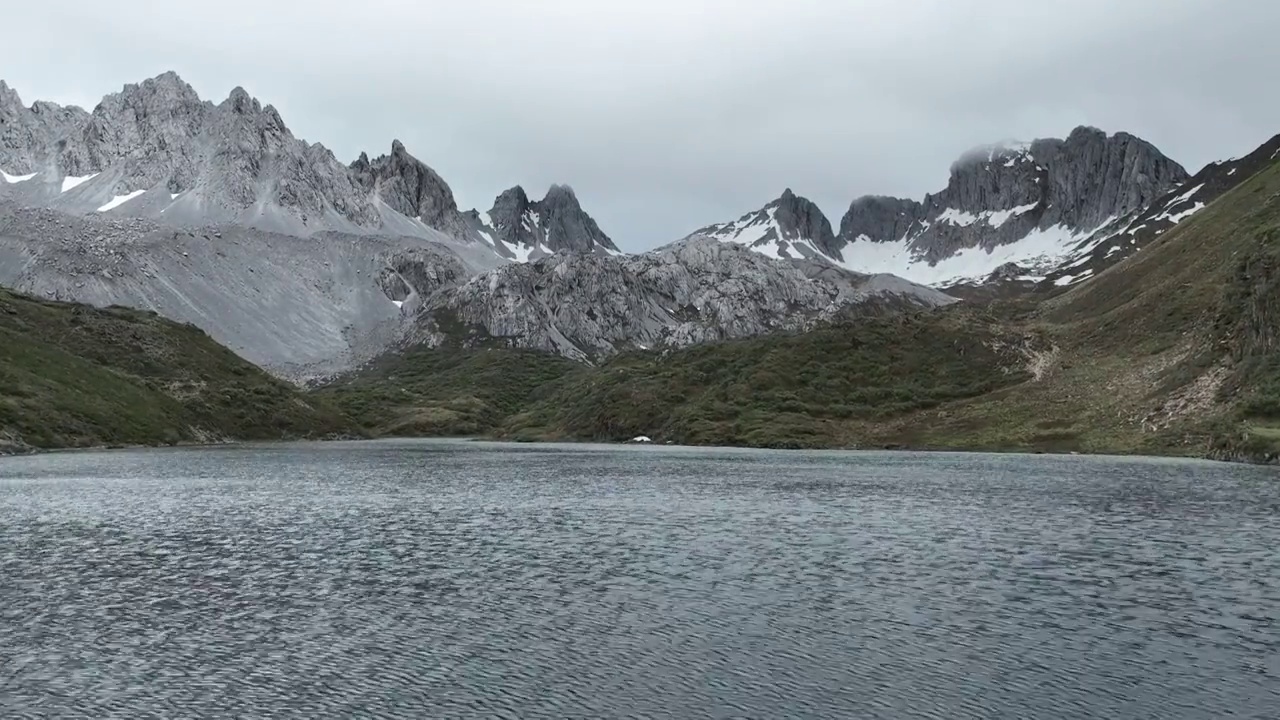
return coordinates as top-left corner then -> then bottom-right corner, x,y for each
491,154 -> 1280,460
0,288 -> 354,452
316,346 -> 577,438
500,308 -> 1036,448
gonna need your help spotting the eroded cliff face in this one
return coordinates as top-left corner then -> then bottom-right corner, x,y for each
837,127 -> 1189,260
408,237 -> 956,361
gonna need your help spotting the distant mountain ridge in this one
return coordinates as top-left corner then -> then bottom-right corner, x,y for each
688,127 -> 1193,287
0,72 -> 617,260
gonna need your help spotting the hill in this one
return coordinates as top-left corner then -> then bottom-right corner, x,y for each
0,288 -> 354,452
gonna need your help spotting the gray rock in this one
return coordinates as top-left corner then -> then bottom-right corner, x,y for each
689,127 -> 1189,286
409,236 -> 955,361
689,188 -> 838,261
350,139 -> 481,245
839,126 -> 1189,263
482,183 -> 619,257
0,206 -> 470,382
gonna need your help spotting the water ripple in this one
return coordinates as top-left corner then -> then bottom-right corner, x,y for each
1,441 -> 1278,718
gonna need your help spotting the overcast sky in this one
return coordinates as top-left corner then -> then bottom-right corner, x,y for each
6,0 -> 1278,250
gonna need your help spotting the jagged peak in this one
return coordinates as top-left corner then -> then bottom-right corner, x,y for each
541,183 -> 581,207
390,138 -> 408,155
223,86 -> 261,115
0,79 -> 21,105
144,70 -> 192,89
496,185 -> 530,207
848,194 -> 917,207
1066,125 -> 1107,141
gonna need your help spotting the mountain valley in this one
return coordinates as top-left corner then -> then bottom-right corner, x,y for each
3,71 -> 1280,462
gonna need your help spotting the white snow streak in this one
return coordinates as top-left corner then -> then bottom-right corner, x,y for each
61,173 -> 99,192
985,202 -> 1038,229
1168,183 -> 1205,208
96,189 -> 147,212
1,169 -> 37,184
700,207 -> 817,261
1163,203 -> 1206,224
936,208 -> 979,227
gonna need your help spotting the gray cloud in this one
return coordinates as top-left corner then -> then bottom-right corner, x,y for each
6,0 -> 1278,250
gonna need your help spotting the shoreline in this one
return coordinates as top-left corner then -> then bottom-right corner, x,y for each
4,434 -> 1275,468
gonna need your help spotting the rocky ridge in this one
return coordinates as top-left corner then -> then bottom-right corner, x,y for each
0,72 -> 618,260
472,183 -> 621,260
690,127 -> 1191,288
407,236 -> 956,362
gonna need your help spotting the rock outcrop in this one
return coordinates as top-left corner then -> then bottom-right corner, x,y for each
690,189 -> 839,261
409,236 -> 955,361
478,183 -> 620,259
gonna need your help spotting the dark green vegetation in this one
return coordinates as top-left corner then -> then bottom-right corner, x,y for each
316,346 -> 576,437
325,155 -> 1280,463
0,289 -> 352,452
501,311 -> 1037,448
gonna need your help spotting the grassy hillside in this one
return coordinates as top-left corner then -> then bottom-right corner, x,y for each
316,346 -> 578,437
0,289 -> 354,452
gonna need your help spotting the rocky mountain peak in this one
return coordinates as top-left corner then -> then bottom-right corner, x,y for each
1,81 -> 92,176
482,183 -> 617,256
770,188 -> 838,257
0,80 -> 22,109
351,139 -> 466,235
224,86 -> 259,115
542,183 -> 579,207
832,126 -> 1189,273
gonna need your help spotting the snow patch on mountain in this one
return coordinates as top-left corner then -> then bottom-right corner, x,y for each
1160,203 -> 1206,225
986,203 -> 1039,228
61,173 -> 98,192
2,169 -> 36,183
838,219 -> 1114,287
97,189 -> 148,212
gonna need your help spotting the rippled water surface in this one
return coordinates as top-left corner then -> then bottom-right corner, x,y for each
2,441 -> 1279,718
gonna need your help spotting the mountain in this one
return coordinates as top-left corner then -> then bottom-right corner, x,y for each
482,147 -> 1280,461
690,188 -> 839,261
690,127 -> 1189,288
0,72 -> 629,378
0,72 -> 618,259
470,184 -> 621,260
1038,131 -> 1280,289
404,236 -> 956,362
0,286 -> 354,452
